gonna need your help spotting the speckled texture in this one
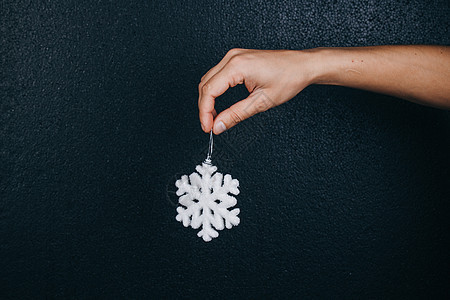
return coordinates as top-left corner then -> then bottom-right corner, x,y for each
1,0 -> 450,298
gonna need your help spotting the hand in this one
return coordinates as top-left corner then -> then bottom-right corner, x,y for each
198,49 -> 316,134
198,46 -> 450,135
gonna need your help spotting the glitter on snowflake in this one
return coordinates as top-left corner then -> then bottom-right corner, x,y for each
175,162 -> 240,242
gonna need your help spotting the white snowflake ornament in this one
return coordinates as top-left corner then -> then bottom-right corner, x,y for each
175,131 -> 240,242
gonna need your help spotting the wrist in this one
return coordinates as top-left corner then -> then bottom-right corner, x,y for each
302,47 -> 341,85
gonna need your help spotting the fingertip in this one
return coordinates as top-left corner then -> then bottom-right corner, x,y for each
213,120 -> 227,135
200,111 -> 213,133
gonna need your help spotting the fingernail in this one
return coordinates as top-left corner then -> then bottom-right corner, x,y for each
214,121 -> 226,135
201,123 -> 205,132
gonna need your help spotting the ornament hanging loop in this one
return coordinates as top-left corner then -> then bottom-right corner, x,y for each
203,130 -> 213,165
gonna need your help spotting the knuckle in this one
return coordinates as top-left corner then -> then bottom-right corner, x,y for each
201,83 -> 211,93
228,108 -> 244,124
228,54 -> 245,67
199,104 -> 210,113
227,48 -> 242,56
199,107 -> 209,113
254,98 -> 271,112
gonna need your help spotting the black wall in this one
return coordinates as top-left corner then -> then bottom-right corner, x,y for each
1,0 -> 449,298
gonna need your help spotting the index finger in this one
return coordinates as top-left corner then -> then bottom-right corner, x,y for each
198,63 -> 244,132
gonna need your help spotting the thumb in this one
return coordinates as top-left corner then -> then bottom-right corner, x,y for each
213,91 -> 273,135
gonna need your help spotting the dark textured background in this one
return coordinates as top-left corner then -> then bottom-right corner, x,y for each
1,0 -> 450,298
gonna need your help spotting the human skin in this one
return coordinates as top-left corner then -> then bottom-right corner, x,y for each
198,46 -> 450,135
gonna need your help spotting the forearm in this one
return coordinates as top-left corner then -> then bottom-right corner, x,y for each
306,45 -> 450,109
